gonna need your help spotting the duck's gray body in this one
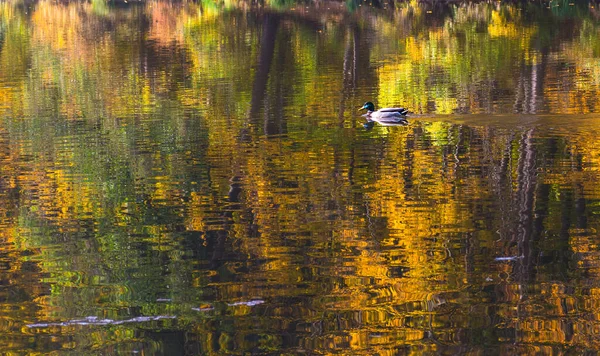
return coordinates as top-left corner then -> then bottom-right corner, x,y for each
360,102 -> 409,126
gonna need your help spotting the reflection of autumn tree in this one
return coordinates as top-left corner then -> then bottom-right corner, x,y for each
347,120 -> 600,353
0,4 -> 29,116
375,4 -> 600,114
249,13 -> 279,123
2,0 -> 600,353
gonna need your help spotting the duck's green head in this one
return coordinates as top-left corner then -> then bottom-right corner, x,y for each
359,102 -> 375,112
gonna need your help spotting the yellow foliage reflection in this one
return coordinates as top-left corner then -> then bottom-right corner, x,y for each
0,1 -> 598,354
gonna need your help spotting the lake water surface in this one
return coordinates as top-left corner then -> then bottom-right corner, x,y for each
2,1 -> 600,354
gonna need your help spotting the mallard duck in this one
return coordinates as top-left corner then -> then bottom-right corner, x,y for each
359,101 -> 409,126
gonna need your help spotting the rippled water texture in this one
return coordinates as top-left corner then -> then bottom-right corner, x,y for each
1,0 -> 600,354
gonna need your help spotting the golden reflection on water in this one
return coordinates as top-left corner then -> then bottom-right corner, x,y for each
1,0 -> 600,354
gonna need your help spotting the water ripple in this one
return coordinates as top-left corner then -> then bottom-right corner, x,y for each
27,315 -> 176,329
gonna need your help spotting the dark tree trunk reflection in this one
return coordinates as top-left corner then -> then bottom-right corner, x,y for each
249,14 -> 280,121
